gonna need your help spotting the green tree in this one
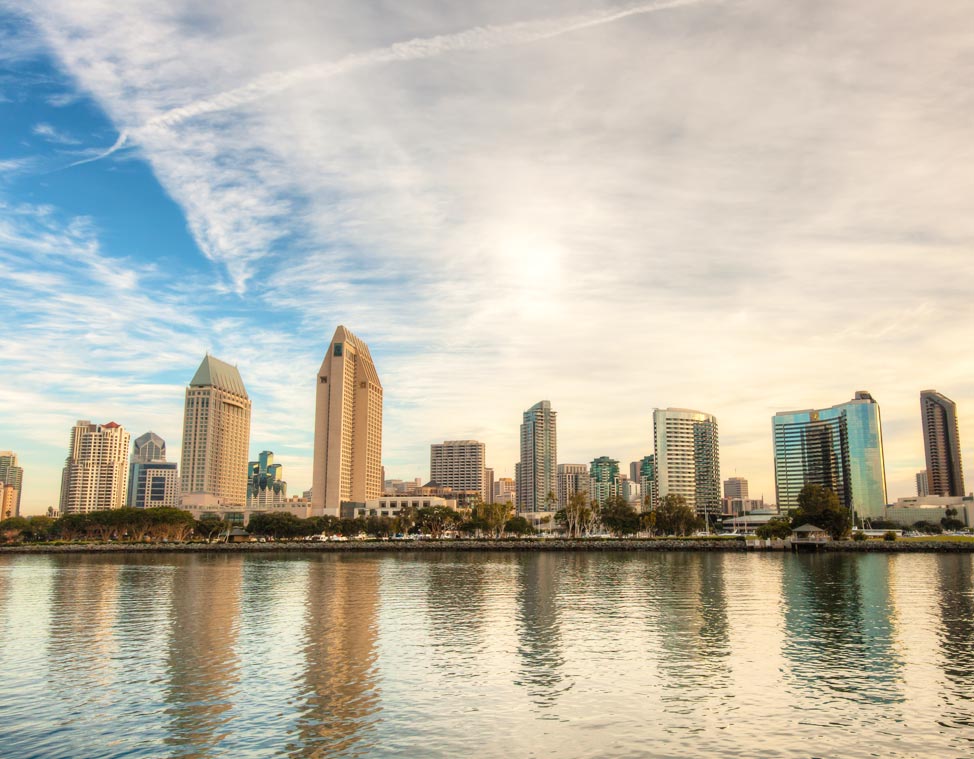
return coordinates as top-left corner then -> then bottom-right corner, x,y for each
504,515 -> 535,536
640,509 -> 657,536
416,505 -> 460,538
0,517 -> 31,543
195,517 -> 228,541
789,484 -> 852,540
561,491 -> 592,537
654,494 -> 700,536
470,500 -> 512,537
755,517 -> 793,540
599,496 -> 640,536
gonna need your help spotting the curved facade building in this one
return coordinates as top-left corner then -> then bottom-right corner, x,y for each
921,390 -> 965,497
653,408 -> 720,521
773,391 -> 887,523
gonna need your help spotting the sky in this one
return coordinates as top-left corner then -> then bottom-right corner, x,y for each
1,0 -> 973,515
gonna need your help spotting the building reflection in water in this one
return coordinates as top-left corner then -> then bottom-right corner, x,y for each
935,555 -> 974,732
651,553 -> 732,715
780,554 -> 902,707
514,553 -> 568,711
422,554 -> 488,675
47,556 -> 122,703
290,556 -> 381,759
164,554 -> 243,758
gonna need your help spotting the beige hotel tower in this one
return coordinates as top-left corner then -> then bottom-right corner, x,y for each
312,326 -> 383,516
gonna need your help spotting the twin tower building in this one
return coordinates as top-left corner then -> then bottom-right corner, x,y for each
180,326 -> 381,517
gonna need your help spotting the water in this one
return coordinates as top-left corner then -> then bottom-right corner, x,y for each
1,551 -> 972,758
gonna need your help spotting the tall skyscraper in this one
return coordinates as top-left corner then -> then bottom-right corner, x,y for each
653,408 -> 720,521
920,390 -> 965,497
638,455 -> 656,511
0,451 -> 24,516
247,451 -> 288,509
484,467 -> 495,504
517,400 -> 557,513
1,485 -> 15,519
127,431 -> 179,510
589,456 -> 621,508
557,464 -> 590,510
59,420 -> 131,514
430,440 -> 487,500
773,391 -> 887,522
723,476 -> 748,499
312,326 -> 383,516
180,355 -> 251,508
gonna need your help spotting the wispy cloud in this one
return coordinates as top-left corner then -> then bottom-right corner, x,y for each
6,0 -> 974,511
32,121 -> 81,145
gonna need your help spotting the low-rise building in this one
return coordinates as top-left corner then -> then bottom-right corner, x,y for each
884,495 -> 973,528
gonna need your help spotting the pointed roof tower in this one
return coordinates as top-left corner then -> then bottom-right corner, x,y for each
190,354 -> 248,397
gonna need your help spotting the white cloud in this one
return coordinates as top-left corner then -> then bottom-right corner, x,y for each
7,0 -> 974,511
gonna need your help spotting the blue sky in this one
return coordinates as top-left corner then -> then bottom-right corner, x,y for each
2,0 -> 973,513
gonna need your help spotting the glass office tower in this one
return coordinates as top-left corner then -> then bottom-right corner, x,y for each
773,391 -> 887,523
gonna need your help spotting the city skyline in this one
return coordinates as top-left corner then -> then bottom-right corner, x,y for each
2,1 -> 973,513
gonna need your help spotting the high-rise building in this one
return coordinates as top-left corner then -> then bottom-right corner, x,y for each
430,440 -> 487,500
127,431 -> 179,510
916,470 -> 930,497
1,485 -> 15,519
653,408 -> 720,522
0,451 -> 24,516
920,390 -> 965,497
247,451 -> 288,509
629,461 -> 641,483
59,420 -> 131,514
723,476 -> 749,499
556,464 -> 590,510
517,401 -> 557,513
638,455 -> 656,511
484,467 -> 495,504
494,477 -> 516,505
312,326 -> 383,516
180,355 -> 251,508
589,456 -> 621,508
773,391 -> 887,522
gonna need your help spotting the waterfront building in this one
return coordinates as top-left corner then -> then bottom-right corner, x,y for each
59,420 -> 130,514
517,401 -> 557,513
247,451 -> 288,509
495,477 -> 516,505
916,470 -> 930,497
1,484 -> 15,519
358,495 -> 453,519
920,390 -> 965,497
430,440 -> 487,501
127,432 -> 179,510
638,455 -> 655,511
724,476 -> 748,499
589,456 -> 621,508
773,391 -> 887,523
886,495 -> 973,528
556,464 -> 590,510
312,326 -> 383,517
653,408 -> 720,522
180,355 -> 251,510
0,451 -> 23,517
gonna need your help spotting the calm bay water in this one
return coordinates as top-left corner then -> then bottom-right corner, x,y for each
1,551 -> 972,758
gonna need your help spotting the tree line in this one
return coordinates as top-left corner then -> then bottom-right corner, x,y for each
0,507 -> 198,544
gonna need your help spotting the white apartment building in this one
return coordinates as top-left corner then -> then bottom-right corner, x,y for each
557,463 -> 590,510
653,408 -> 720,521
59,420 -> 131,514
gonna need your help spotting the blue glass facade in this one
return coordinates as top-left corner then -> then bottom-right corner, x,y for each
773,392 -> 887,523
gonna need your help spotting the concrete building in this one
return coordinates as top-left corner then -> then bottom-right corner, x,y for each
59,420 -> 131,514
430,440 -> 487,501
127,432 -> 179,510
495,477 -> 516,506
637,455 -> 655,511
557,464 -> 590,510
723,476 -> 749,499
484,467 -> 495,504
653,408 -> 721,522
312,326 -> 383,517
589,456 -> 621,508
920,390 -> 965,497
773,391 -> 887,524
885,495 -> 974,528
0,452 -> 24,517
517,400 -> 557,514
247,451 -> 288,509
1,485 -> 16,520
180,355 -> 251,510
619,478 -> 643,509
357,495 -> 453,519
916,470 -> 930,497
